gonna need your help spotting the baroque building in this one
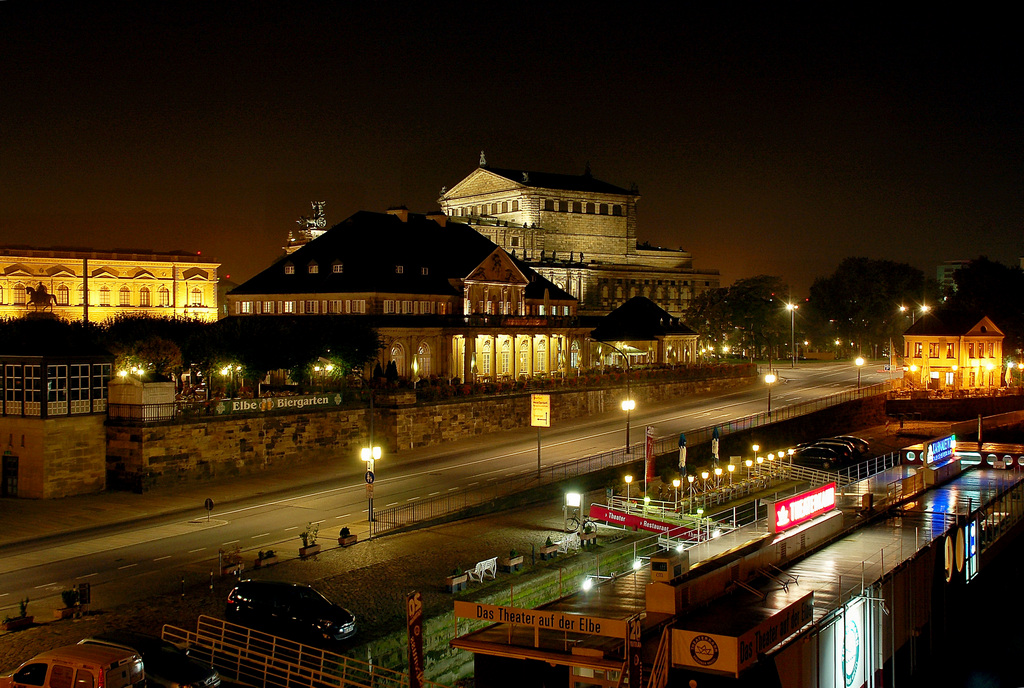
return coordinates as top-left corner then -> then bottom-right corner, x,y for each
438,159 -> 720,317
902,312 -> 1004,391
0,246 -> 220,323
225,209 -> 591,382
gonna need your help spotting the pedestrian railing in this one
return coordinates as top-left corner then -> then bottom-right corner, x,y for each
162,616 -> 450,688
372,381 -> 895,536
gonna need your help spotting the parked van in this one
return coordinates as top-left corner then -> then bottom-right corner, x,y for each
0,643 -> 145,688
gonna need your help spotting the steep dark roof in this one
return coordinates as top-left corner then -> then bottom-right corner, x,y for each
229,210 -> 577,303
591,297 -> 696,341
903,311 -> 1001,337
482,167 -> 635,196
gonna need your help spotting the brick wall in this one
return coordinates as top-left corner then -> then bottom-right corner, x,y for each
1,415 -> 106,498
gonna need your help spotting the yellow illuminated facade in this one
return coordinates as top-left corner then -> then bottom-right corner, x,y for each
902,314 -> 1004,391
0,247 -> 220,323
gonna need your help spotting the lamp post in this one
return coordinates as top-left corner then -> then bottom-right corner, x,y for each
727,463 -> 735,485
764,373 -> 776,413
745,459 -> 753,481
855,356 -> 865,389
756,455 -> 764,479
700,470 -> 710,511
361,445 -> 381,529
672,478 -> 680,508
786,303 -> 798,368
621,399 -> 636,453
624,474 -> 633,507
687,474 -> 695,509
714,466 -> 723,488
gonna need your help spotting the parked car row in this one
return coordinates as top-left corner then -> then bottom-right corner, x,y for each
0,631 -> 221,688
225,580 -> 358,644
792,435 -> 870,470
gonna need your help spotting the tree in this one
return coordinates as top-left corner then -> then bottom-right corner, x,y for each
945,256 -> 1024,356
683,275 -> 790,361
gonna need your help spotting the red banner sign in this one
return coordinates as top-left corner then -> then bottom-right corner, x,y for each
589,504 -> 698,540
406,591 -> 424,688
769,483 -> 837,533
645,425 -> 655,483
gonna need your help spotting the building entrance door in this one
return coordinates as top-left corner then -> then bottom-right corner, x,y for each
2,452 -> 17,497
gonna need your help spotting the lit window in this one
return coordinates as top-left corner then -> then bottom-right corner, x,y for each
421,267 -> 429,275
333,263 -> 344,273
396,266 -> 404,274
99,286 -> 110,306
190,288 -> 202,307
138,287 -> 150,307
159,287 -> 170,306
57,285 -> 70,305
119,286 -> 131,306
309,264 -> 319,274
284,301 -> 295,313
241,301 -> 252,314
284,264 -> 295,275
263,301 -> 275,313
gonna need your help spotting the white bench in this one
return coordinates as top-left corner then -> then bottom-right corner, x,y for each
556,532 -> 581,554
466,557 -> 497,583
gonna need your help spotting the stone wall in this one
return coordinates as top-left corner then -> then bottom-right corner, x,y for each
107,374 -> 755,490
1,415 -> 106,498
886,394 -> 1024,422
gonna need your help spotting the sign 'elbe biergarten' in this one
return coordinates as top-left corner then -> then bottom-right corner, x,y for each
214,393 -> 344,415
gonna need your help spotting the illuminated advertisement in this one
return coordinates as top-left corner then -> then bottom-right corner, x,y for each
589,504 -> 699,539
832,598 -> 866,688
770,483 -> 837,534
924,434 -> 955,465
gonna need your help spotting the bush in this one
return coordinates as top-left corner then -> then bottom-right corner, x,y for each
61,589 -> 79,608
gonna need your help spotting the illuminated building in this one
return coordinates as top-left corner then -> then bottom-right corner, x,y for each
438,158 -> 720,316
0,246 -> 220,323
902,312 -> 1004,391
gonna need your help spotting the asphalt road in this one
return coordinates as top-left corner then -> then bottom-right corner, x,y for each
0,361 -> 888,621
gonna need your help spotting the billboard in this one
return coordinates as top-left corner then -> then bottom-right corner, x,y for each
770,483 -> 837,534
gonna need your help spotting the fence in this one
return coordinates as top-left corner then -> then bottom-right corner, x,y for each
372,381 -> 895,536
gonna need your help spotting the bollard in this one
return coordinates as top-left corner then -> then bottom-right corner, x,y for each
181,577 -> 185,597
209,572 -> 214,591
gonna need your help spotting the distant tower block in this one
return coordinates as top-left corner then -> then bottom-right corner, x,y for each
285,201 -> 328,253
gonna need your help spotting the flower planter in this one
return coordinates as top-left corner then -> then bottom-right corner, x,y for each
539,544 -> 559,561
337,534 -> 358,547
498,555 -> 524,573
53,605 -> 87,620
580,532 -> 598,547
445,573 -> 469,593
254,556 -> 278,568
2,616 -> 33,631
299,544 -> 321,559
221,563 -> 244,576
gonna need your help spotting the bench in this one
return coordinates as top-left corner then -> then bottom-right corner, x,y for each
556,532 -> 581,554
466,557 -> 497,583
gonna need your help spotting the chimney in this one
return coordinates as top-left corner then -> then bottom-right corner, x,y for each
386,206 -> 410,222
426,211 -> 448,227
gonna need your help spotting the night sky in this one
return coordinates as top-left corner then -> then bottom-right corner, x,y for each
2,4 -> 1020,296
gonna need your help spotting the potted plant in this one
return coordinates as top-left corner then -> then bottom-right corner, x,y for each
53,588 -> 82,620
254,549 -> 278,568
299,522 -> 321,558
539,536 -> 559,560
219,545 -> 244,576
498,549 -> 524,573
580,523 -> 598,546
445,566 -> 468,593
337,526 -> 357,547
2,598 -> 32,631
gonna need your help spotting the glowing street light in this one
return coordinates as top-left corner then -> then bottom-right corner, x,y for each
855,356 -> 865,388
786,303 -> 798,368
727,463 -> 736,485
361,445 -> 382,528
672,478 -> 681,507
764,373 -> 777,413
621,399 -> 636,453
624,474 -> 633,505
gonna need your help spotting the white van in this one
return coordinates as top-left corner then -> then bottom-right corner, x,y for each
0,643 -> 146,688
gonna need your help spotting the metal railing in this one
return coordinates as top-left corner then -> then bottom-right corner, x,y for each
163,616 -> 450,688
372,381 -> 895,536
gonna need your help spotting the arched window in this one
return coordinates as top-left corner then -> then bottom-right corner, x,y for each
519,340 -> 530,374
13,284 -> 27,305
56,285 -> 69,305
99,286 -> 110,306
139,287 -> 151,307
536,339 -> 547,373
501,201 -> 508,213
119,285 -> 132,306
158,287 -> 170,307
389,343 -> 404,377
480,340 -> 491,376
614,285 -> 623,300
512,200 -> 519,212
570,340 -> 580,369
190,288 -> 203,307
416,341 -> 432,378
501,340 -> 511,375
77,285 -> 86,305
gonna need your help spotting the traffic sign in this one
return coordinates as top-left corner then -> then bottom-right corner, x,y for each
366,483 -> 374,499
365,470 -> 375,484
531,394 -> 550,427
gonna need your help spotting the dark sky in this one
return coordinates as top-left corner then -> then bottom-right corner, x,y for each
2,4 -> 1020,296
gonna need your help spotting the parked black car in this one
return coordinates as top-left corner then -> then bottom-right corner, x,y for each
80,631 -> 220,688
225,580 -> 357,644
833,435 -> 870,454
792,444 -> 845,470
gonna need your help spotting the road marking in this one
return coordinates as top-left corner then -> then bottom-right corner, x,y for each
118,564 -> 137,570
448,487 -> 458,491
312,519 -> 326,525
76,573 -> 98,579
386,502 -> 398,507
154,555 -> 172,562
407,497 -> 418,502
188,548 -> 206,553
284,526 -> 298,531
428,492 -> 441,496
251,533 -> 270,539
221,540 -> 240,546
34,582 -> 57,588
334,513 -> 352,519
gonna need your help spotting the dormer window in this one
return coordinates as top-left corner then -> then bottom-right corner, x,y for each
284,263 -> 295,275
421,267 -> 429,275
396,266 -> 404,274
333,262 -> 344,273
308,262 -> 319,274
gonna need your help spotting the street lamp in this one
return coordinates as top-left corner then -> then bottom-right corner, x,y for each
624,474 -> 633,506
687,474 -> 695,506
727,463 -> 735,485
764,373 -> 776,413
672,478 -> 681,507
361,445 -> 381,528
786,303 -> 798,368
744,458 -> 753,480
855,356 -> 865,388
714,466 -> 723,488
621,399 -> 636,453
